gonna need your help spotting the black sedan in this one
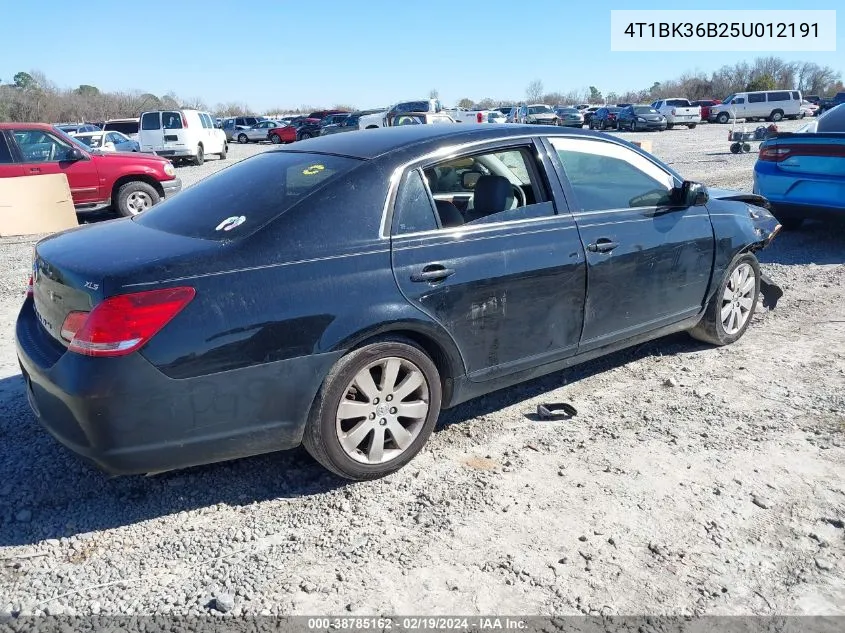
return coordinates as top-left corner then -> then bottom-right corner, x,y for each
589,106 -> 621,130
16,125 -> 783,481
617,105 -> 668,132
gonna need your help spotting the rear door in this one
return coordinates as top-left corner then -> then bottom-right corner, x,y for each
10,128 -> 101,205
545,136 -> 714,351
139,112 -> 164,152
390,139 -> 586,381
0,132 -> 25,177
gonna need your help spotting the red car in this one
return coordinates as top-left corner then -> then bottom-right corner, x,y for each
692,99 -> 722,121
0,123 -> 180,217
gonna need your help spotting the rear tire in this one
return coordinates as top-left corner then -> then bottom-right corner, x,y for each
688,124 -> 697,129
115,181 -> 160,218
302,338 -> 442,481
666,122 -> 674,129
299,131 -> 312,141
770,110 -> 784,122
689,253 -> 760,346
193,145 -> 204,166
219,143 -> 227,160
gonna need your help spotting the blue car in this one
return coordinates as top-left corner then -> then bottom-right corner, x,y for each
753,104 -> 845,230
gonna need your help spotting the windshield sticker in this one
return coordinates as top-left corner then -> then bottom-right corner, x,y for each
215,216 -> 246,232
302,164 -> 325,176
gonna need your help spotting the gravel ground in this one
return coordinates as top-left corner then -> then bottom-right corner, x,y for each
0,120 -> 842,618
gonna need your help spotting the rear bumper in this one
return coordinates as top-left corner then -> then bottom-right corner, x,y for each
153,149 -> 195,158
753,166 -> 845,222
162,178 -> 182,198
15,299 -> 341,475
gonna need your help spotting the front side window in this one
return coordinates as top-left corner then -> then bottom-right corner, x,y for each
550,137 -> 676,212
13,129 -> 77,163
0,133 -> 14,164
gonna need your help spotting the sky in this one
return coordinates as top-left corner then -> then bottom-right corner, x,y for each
1,0 -> 841,111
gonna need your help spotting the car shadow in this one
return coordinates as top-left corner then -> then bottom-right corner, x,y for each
758,220 -> 845,265
0,331 -> 707,547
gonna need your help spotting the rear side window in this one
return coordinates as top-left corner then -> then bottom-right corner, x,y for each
141,112 -> 161,130
791,91 -> 800,100
0,133 -> 14,164
134,152 -> 362,240
748,93 -> 766,103
768,91 -> 791,102
393,170 -> 437,234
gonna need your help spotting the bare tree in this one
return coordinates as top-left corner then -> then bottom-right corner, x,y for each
526,79 -> 544,103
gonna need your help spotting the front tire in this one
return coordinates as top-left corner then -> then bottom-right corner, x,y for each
115,181 -> 160,217
717,112 -> 730,124
302,338 -> 442,481
237,133 -> 248,144
689,253 -> 760,346
270,134 -> 282,144
688,124 -> 697,129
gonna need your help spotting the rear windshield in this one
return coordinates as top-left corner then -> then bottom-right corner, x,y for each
104,121 -> 139,135
134,152 -> 363,240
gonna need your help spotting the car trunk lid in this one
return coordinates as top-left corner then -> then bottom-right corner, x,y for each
31,219 -> 225,348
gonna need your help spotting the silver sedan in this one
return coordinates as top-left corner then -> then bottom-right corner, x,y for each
234,120 -> 282,144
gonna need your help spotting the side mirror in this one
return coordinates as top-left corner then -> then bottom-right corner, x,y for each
104,142 -> 116,151
66,147 -> 86,161
677,180 -> 708,206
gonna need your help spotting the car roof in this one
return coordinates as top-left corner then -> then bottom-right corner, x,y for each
0,122 -> 59,131
274,123 -> 618,160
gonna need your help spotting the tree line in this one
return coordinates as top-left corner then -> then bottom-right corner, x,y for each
1,56 -> 842,123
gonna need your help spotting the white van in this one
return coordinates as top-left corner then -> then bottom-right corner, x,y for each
710,90 -> 802,124
138,109 -> 227,165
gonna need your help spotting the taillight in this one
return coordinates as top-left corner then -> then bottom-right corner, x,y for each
181,113 -> 188,128
476,111 -> 483,123
758,147 -> 791,162
66,287 -> 195,357
61,311 -> 88,342
26,275 -> 33,298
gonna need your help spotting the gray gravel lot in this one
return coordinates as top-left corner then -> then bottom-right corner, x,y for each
0,121 -> 842,617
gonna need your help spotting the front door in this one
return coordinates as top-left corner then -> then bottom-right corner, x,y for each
390,140 -> 586,381
546,136 -> 714,351
0,132 -> 25,177
10,128 -> 101,206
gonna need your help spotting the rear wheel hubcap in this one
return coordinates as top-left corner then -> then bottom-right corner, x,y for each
336,357 -> 429,465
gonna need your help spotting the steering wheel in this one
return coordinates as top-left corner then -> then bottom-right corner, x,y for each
511,184 -> 526,208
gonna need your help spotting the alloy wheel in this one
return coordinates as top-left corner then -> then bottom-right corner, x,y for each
126,191 -> 153,215
335,357 -> 430,465
721,263 -> 756,335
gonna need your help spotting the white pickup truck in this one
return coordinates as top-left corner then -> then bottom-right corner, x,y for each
443,107 -> 494,124
650,98 -> 701,129
359,99 -> 444,130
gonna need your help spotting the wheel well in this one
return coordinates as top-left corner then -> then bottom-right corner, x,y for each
112,174 -> 164,201
349,330 -> 458,405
